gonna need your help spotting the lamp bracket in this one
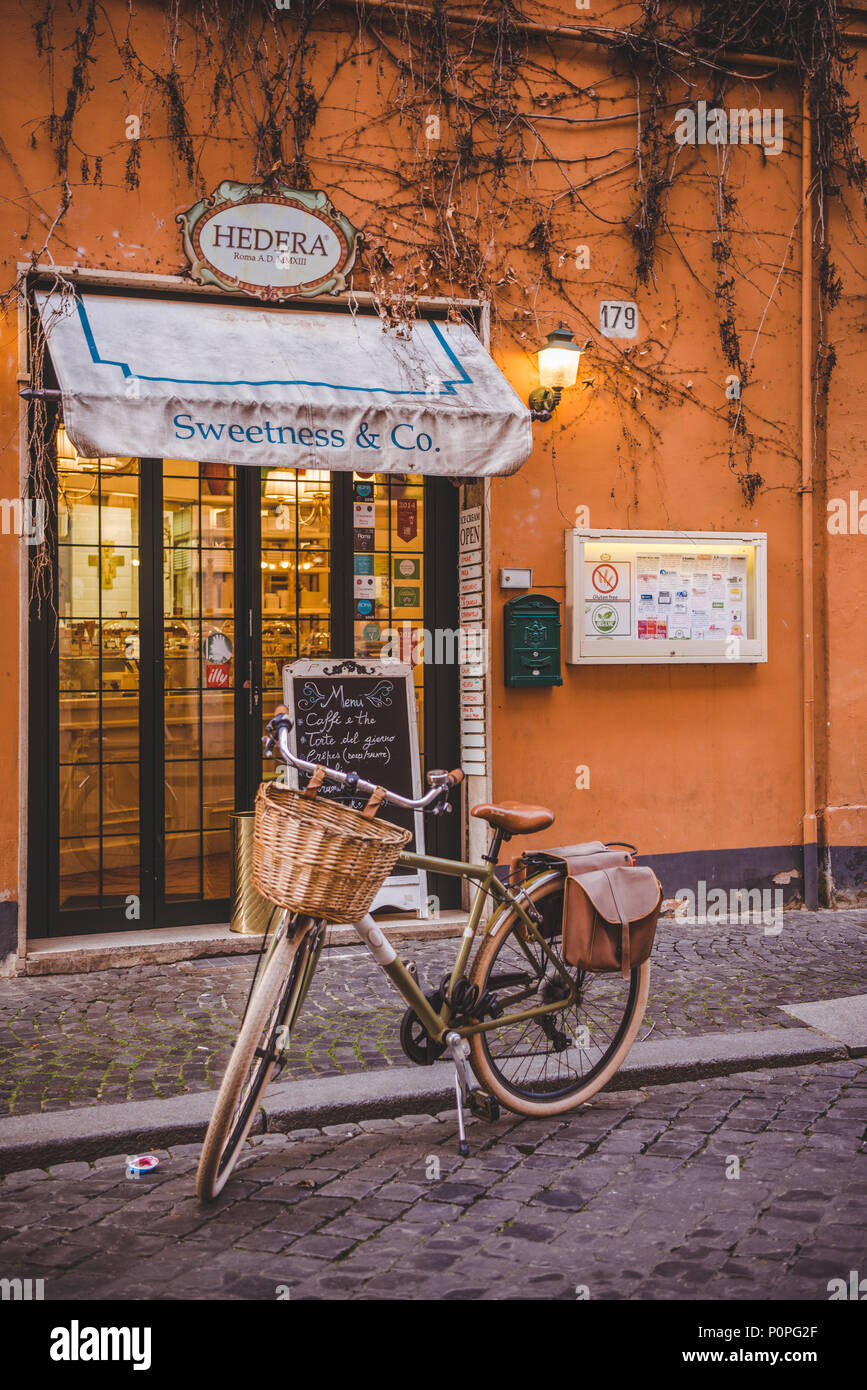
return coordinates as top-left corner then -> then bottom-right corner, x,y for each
529,385 -> 561,422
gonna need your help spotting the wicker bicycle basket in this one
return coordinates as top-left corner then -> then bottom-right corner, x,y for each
251,772 -> 412,922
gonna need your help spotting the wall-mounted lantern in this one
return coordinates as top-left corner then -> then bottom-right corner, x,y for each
528,324 -> 583,421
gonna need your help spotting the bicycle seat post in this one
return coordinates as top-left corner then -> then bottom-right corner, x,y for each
484,827 -> 511,865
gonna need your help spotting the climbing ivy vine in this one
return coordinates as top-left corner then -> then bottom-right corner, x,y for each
8,0 -> 867,603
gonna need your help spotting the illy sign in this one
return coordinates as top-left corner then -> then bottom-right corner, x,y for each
178,180 -> 359,301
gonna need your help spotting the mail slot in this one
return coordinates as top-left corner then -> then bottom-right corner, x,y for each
504,593 -> 563,687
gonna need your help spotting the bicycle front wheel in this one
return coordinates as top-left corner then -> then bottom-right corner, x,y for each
468,873 -> 651,1118
196,913 -> 323,1201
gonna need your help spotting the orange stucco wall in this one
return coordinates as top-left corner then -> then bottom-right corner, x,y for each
484,20 -> 866,893
490,114 -> 808,864
1,0 -> 865,942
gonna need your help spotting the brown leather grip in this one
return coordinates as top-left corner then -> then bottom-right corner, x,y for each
448,769 -> 465,788
362,786 -> 386,819
302,765 -> 326,799
274,704 -> 289,716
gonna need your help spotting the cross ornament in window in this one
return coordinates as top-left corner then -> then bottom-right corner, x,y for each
88,545 -> 126,589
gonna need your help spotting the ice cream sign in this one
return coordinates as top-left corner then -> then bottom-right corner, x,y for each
178,180 -> 359,300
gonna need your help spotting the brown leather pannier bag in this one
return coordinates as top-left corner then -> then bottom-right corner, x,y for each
562,865 -> 662,978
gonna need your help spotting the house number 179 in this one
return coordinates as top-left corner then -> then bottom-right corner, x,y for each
599,301 -> 638,338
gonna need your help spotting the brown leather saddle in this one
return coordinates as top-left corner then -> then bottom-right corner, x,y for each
470,801 -> 554,835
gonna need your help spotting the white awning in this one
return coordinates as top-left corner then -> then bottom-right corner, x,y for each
35,290 -> 532,478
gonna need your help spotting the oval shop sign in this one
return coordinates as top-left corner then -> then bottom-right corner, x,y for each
178,180 -> 359,301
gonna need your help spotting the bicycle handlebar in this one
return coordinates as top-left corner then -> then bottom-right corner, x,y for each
264,706 -> 464,813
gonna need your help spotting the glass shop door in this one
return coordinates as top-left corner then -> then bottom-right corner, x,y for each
30,442 -> 457,937
39,446 -> 261,934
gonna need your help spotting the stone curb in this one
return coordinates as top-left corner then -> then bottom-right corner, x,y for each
0,1026 -> 848,1175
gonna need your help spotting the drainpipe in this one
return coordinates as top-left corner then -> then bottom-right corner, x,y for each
800,87 -> 819,909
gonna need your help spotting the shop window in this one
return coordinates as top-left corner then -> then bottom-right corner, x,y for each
352,472 -> 426,773
56,430 -> 141,910
260,468 -> 332,778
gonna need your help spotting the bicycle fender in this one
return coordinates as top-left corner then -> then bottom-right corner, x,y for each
486,870 -> 564,936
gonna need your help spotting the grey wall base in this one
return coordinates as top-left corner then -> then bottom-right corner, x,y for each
0,901 -> 17,977
643,843 -> 866,909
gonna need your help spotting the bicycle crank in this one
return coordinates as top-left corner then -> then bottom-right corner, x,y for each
399,987 -> 448,1065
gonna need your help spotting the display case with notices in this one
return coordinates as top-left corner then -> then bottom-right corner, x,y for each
565,529 -> 767,664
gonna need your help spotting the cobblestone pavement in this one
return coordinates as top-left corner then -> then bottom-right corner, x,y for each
1,910 -> 865,1116
0,1059 -> 864,1300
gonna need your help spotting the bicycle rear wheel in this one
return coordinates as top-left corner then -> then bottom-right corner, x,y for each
468,873 -> 650,1117
196,913 -> 323,1201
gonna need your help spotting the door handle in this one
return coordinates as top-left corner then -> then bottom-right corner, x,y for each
246,660 -> 260,715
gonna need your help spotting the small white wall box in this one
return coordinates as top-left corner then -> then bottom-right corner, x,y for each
565,529 -> 767,664
499,568 -> 533,590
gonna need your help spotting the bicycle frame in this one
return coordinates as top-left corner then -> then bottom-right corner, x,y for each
260,709 -> 576,1054
380,854 -> 574,1043
258,861 -> 571,1059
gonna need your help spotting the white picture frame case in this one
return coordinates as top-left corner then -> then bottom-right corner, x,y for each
565,528 -> 768,664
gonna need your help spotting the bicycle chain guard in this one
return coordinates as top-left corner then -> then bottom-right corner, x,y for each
398,973 -> 504,1067
399,988 -> 447,1065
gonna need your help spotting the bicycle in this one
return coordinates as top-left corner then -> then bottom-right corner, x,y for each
196,706 -> 651,1200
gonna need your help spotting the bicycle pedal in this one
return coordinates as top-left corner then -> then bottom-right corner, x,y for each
468,1089 -> 500,1124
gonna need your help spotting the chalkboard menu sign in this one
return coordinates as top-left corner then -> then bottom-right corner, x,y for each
283,659 -> 426,909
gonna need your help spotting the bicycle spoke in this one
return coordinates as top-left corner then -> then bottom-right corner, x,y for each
473,881 -> 643,1104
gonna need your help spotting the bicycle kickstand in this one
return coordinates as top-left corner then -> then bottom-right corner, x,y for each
445,1031 -> 474,1159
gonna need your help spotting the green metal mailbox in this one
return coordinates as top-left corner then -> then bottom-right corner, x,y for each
504,594 -> 563,687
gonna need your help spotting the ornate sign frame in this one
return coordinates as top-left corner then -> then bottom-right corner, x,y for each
177,180 -> 360,301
